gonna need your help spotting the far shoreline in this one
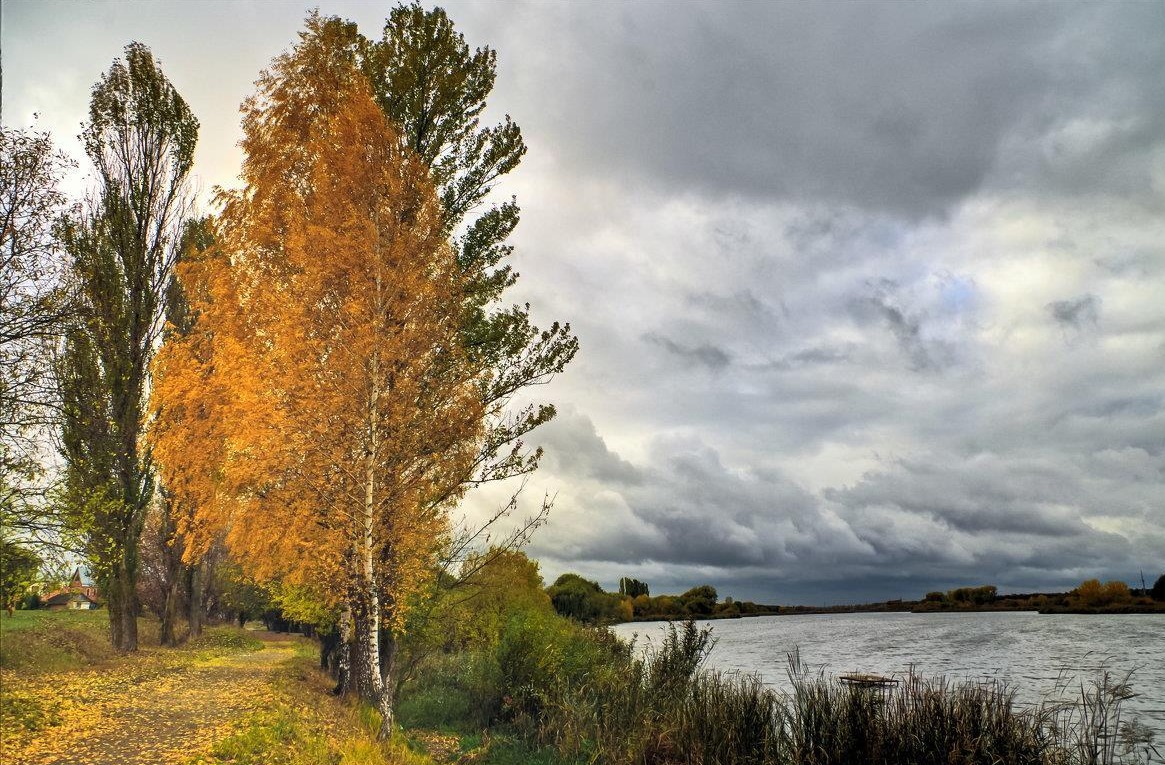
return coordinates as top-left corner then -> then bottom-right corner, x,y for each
612,598 -> 1165,626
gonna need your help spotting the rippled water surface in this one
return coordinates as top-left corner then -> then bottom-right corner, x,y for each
612,612 -> 1164,735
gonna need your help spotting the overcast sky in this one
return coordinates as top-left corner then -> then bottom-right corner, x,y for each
6,0 -> 1164,604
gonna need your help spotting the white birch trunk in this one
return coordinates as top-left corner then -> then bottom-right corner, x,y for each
334,602 -> 352,695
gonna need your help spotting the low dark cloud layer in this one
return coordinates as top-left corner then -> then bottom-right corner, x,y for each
478,1 -> 1165,218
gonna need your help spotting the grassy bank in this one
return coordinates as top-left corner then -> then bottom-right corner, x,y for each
0,609 -> 568,764
0,608 -> 159,672
189,638 -> 422,765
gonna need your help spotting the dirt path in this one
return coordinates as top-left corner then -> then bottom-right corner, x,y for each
2,635 -> 298,765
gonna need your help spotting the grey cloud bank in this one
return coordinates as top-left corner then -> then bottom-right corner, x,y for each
6,0 -> 1164,603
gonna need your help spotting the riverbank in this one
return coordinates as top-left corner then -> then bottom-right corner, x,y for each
619,597 -> 1165,624
4,608 -> 1158,764
405,616 -> 1158,765
0,610 -> 582,764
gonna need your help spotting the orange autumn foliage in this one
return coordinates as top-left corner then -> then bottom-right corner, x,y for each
151,18 -> 483,626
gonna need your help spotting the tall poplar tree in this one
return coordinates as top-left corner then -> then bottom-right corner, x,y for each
359,4 -> 578,703
58,43 -> 197,651
362,4 -> 577,501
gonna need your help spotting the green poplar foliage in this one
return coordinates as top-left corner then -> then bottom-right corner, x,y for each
58,43 -> 198,652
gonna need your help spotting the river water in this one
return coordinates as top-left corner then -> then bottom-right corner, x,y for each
612,612 -> 1164,737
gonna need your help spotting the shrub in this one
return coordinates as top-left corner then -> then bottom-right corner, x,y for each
1152,573 -> 1165,602
1075,579 -> 1132,608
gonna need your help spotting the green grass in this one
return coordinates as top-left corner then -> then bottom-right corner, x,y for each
0,607 -> 110,634
185,625 -> 265,660
0,690 -> 63,733
190,638 -> 438,765
0,609 -> 259,673
196,707 -> 335,765
0,608 -> 153,672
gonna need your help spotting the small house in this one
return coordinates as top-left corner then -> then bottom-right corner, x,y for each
43,590 -> 99,611
40,567 -> 101,610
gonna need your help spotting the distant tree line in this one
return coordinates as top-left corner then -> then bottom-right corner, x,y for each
917,577 -> 1165,614
546,574 -> 779,624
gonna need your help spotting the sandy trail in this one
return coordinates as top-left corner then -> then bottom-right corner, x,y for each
2,635 -> 298,765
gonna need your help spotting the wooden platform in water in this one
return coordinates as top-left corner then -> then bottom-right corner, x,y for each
839,673 -> 899,687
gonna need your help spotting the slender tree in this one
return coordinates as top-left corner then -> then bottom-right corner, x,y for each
58,43 -> 197,651
146,217 -> 213,645
357,4 -> 578,703
363,4 -> 577,503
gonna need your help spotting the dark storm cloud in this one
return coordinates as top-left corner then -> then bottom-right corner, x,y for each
851,282 -> 946,372
685,289 -> 783,329
463,1 -> 1165,600
491,1 -> 1165,217
760,345 -> 855,372
1047,294 -> 1101,330
537,410 -> 643,486
524,355 -> 1165,603
825,457 -> 1094,538
530,409 -> 861,574
643,332 -> 733,371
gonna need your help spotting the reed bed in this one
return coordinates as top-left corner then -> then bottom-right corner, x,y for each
521,621 -> 1157,765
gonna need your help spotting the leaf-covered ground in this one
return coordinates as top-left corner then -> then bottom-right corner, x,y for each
0,614 -> 562,765
1,629 -> 294,764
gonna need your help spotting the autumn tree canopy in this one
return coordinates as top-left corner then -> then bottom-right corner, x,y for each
152,15 -> 489,734
152,5 -> 577,732
362,5 -> 577,502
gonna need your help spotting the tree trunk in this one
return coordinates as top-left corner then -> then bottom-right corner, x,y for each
353,598 -> 394,740
160,576 -> 181,646
188,560 -> 204,638
356,366 -> 394,739
378,629 -> 398,738
159,503 -> 184,647
107,578 -> 124,649
107,554 -> 139,652
333,603 -> 351,696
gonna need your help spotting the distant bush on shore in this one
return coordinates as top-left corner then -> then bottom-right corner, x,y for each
914,576 -> 1165,614
546,573 -> 777,624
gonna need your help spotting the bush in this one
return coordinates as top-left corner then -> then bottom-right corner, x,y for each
547,573 -> 625,624
1149,573 -> 1165,602
947,585 -> 997,605
1074,579 -> 1132,608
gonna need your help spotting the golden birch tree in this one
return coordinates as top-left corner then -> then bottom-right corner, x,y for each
152,16 -> 482,734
